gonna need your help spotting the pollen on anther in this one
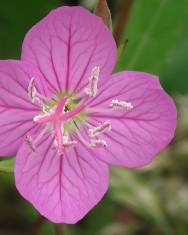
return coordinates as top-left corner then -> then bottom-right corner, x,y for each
28,77 -> 42,105
63,135 -> 78,148
85,66 -> 100,97
88,121 -> 111,137
28,77 -> 37,100
110,99 -> 133,110
89,139 -> 107,148
33,113 -> 50,123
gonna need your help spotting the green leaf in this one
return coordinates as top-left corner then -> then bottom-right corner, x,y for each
41,223 -> 55,235
115,39 -> 129,69
0,158 -> 15,173
116,0 -> 188,82
160,30 -> 188,94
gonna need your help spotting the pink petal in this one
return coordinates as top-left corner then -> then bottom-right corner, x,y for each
21,6 -> 116,95
14,131 -> 109,223
0,60 -> 42,156
87,71 -> 177,168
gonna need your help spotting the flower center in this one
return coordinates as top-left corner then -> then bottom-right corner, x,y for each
33,94 -> 86,152
27,67 -> 134,154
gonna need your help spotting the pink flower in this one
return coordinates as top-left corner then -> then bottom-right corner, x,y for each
0,7 -> 176,223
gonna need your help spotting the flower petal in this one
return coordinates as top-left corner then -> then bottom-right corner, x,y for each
21,6 -> 116,95
15,131 -> 109,223
0,60 -> 42,156
87,71 -> 177,168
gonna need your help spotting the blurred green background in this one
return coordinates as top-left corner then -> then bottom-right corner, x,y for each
0,0 -> 188,234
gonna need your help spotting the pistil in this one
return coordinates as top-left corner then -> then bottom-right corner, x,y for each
32,96 -> 85,152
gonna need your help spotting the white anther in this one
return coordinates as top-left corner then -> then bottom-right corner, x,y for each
85,66 -> 100,97
88,121 -> 111,137
33,106 -> 55,123
64,140 -> 78,147
89,139 -> 107,148
63,135 -> 77,147
28,77 -> 42,105
28,77 -> 43,106
110,99 -> 133,110
28,77 -> 37,100
26,135 -> 36,152
28,77 -> 46,105
33,115 -> 41,123
33,112 -> 49,123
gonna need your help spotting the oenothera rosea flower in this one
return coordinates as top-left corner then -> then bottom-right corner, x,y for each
0,7 -> 176,223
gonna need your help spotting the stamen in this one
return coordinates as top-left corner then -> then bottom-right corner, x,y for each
26,135 -> 36,152
89,139 -> 107,148
85,66 -> 100,97
28,77 -> 46,105
28,78 -> 36,99
88,121 -> 111,137
63,135 -> 77,147
110,99 -> 133,110
54,134 -> 78,149
33,112 -> 54,123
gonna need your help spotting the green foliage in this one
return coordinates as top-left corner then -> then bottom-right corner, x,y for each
160,31 -> 188,94
0,0 -> 60,59
40,222 -> 55,235
110,168 -> 173,235
116,0 -> 188,93
0,158 -> 15,173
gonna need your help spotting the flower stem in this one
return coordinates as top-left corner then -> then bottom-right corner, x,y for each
53,224 -> 67,235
